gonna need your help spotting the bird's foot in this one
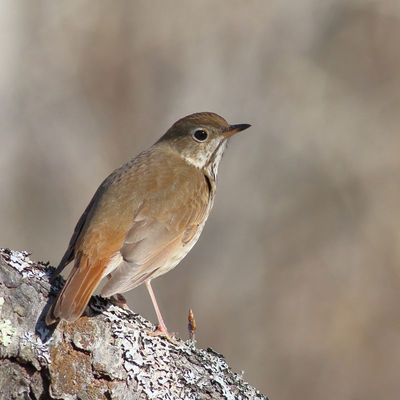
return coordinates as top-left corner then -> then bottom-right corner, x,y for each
110,293 -> 130,310
148,324 -> 177,343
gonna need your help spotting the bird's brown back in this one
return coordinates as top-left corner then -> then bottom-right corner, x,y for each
79,143 -> 211,255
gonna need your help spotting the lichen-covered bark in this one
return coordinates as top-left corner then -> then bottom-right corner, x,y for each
0,249 -> 268,400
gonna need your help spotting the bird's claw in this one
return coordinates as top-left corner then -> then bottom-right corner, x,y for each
148,325 -> 178,343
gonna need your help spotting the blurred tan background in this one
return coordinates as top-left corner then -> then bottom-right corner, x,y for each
1,1 -> 400,398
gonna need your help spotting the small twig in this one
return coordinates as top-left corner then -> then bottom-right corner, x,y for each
188,308 -> 197,340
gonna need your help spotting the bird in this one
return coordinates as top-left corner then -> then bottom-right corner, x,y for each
45,112 -> 250,336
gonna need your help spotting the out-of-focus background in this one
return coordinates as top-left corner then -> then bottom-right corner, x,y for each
1,1 -> 399,398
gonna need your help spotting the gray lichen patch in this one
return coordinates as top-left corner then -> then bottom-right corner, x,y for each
90,299 -> 266,399
0,250 -> 53,369
0,317 -> 15,347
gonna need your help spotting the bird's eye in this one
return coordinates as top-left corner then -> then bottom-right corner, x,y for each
193,129 -> 208,142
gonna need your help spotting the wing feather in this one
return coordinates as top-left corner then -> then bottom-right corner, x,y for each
102,167 -> 211,296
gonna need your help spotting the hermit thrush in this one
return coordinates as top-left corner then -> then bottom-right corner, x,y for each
45,112 -> 250,335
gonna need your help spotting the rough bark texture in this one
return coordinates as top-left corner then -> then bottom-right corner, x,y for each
0,248 -> 267,400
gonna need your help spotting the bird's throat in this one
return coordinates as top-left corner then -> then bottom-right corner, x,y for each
206,140 -> 227,180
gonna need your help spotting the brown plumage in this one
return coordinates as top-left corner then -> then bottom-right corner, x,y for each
45,112 -> 250,334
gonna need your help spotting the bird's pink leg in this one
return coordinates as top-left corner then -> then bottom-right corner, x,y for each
145,280 -> 172,338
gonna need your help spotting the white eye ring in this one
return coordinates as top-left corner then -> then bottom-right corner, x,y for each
192,129 -> 208,142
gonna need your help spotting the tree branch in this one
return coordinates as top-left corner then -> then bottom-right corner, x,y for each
0,248 -> 268,399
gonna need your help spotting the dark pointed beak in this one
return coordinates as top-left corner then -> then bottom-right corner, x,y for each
223,123 -> 251,138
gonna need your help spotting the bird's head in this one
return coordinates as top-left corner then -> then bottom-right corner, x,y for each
159,112 -> 250,174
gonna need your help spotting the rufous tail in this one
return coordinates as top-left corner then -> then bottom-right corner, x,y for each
45,254 -> 105,325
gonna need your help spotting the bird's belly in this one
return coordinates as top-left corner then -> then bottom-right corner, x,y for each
154,197 -> 215,279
